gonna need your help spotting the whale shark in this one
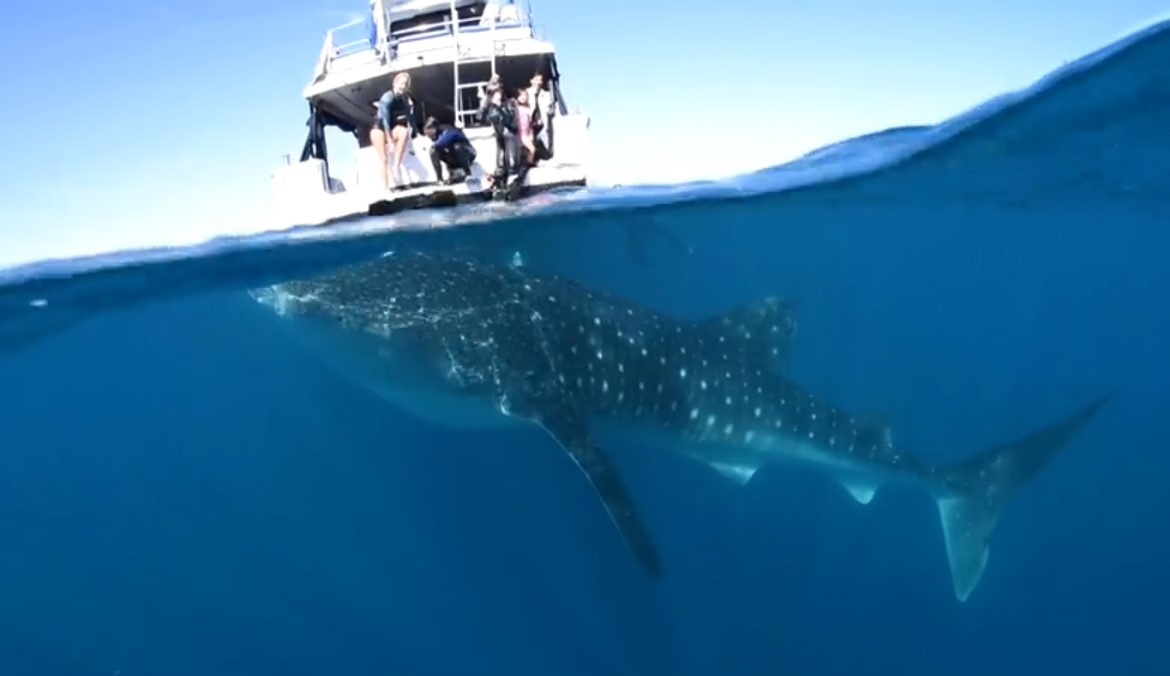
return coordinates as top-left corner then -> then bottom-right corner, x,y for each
250,251 -> 1108,602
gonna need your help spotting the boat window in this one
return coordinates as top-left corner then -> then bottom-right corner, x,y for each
389,2 -> 486,40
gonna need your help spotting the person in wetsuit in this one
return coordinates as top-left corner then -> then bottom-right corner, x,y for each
422,117 -> 476,184
370,72 -> 419,190
477,88 -> 527,200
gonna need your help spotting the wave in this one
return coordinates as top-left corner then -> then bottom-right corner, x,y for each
1,16 -> 1169,351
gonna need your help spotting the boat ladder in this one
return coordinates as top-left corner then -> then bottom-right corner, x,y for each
451,0 -> 499,127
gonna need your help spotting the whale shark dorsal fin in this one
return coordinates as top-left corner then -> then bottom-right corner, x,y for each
853,413 -> 896,455
528,401 -> 663,577
854,413 -> 893,439
700,296 -> 797,372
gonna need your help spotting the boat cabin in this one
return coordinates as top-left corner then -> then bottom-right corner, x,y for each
307,0 -> 570,132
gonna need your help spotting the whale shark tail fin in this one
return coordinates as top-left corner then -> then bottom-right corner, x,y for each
935,395 -> 1110,602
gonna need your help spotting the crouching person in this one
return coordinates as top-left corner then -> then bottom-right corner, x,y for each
423,117 -> 476,184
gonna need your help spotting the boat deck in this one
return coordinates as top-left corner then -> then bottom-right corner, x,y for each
270,159 -> 587,229
367,175 -> 585,217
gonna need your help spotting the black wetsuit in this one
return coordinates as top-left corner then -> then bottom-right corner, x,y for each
429,125 -> 476,183
478,99 -> 527,199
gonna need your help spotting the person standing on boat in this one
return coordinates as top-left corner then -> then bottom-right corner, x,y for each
422,116 -> 476,184
526,71 -> 556,162
515,88 -> 537,163
475,74 -> 502,123
478,86 -> 525,199
370,72 -> 419,190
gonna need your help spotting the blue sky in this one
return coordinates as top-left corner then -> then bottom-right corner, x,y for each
0,0 -> 1166,265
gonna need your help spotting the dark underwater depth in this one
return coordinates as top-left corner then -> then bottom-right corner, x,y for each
1,19 -> 1169,676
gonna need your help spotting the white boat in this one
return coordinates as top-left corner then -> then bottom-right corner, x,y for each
270,0 -> 591,227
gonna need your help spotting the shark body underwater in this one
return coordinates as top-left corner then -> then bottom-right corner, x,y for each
250,251 -> 1108,602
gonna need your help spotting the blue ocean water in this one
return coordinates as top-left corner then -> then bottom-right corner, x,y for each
2,18 -> 1169,676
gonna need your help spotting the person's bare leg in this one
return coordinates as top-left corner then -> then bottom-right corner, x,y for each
370,128 -> 389,190
391,125 -> 409,186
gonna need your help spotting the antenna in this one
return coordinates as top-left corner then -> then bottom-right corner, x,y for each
525,0 -> 537,38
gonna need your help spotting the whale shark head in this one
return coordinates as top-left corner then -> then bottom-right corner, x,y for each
248,254 -> 552,430
248,284 -> 315,319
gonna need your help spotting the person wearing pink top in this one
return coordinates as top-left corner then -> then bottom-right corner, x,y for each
514,88 -> 537,163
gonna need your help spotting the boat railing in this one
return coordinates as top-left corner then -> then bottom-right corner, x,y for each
314,3 -> 533,78
390,6 -> 530,45
312,16 -> 384,81
333,17 -> 380,58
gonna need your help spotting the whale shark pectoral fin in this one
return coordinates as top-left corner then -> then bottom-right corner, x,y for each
700,296 -> 797,373
533,405 -> 663,578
